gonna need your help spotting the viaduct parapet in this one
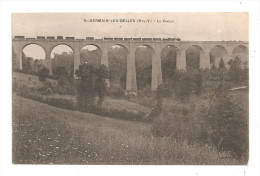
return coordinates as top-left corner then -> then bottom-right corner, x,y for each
12,36 -> 249,92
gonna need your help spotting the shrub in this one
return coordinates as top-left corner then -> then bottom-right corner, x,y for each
242,62 -> 249,85
45,96 -> 75,110
219,58 -> 226,70
151,112 -> 175,138
228,57 -> 243,82
51,66 -> 77,95
200,82 -> 248,158
151,112 -> 202,144
12,82 -> 20,92
95,65 -> 109,106
165,100 -> 194,117
138,85 -> 153,98
211,64 -> 217,70
106,86 -> 125,98
87,107 -> 145,121
16,86 -> 76,110
201,68 -> 211,82
38,81 -> 53,95
53,66 -> 68,78
52,76 -> 76,95
192,69 -> 203,95
38,67 -> 49,82
174,71 -> 192,102
156,83 -> 171,111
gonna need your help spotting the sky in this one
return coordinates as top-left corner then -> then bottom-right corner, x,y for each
13,13 -> 249,60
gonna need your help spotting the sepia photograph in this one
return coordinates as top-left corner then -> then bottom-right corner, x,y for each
11,12 -> 250,165
0,0 -> 260,175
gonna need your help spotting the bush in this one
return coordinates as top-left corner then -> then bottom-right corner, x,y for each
151,81 -> 248,159
16,85 -> 76,110
228,57 -> 243,83
151,112 -> 202,144
174,71 -> 192,102
84,107 -> 145,121
201,68 -> 211,82
106,86 -> 125,98
38,81 -> 53,95
156,83 -> 172,111
192,70 -> 203,95
52,76 -> 76,95
51,66 -> 77,95
53,66 -> 68,78
138,85 -> 153,98
200,82 -> 248,158
151,112 -> 175,138
219,58 -> 226,70
242,62 -> 249,85
39,67 -> 49,82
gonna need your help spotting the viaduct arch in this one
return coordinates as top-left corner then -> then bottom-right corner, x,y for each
12,36 -> 249,93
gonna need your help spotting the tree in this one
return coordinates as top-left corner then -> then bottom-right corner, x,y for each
52,52 -> 74,76
12,49 -> 17,71
52,66 -> 72,94
156,83 -> 170,111
242,61 -> 249,85
186,51 -> 200,70
210,53 -> 214,64
95,65 -> 109,106
193,69 -> 203,95
80,48 -> 101,68
34,59 -> 39,72
135,47 -> 153,90
219,58 -> 226,70
38,67 -> 49,82
161,49 -> 177,85
53,66 -> 68,78
22,52 -> 34,73
211,64 -> 217,70
108,47 -> 127,88
76,64 -> 96,110
75,63 -> 109,110
228,56 -> 243,82
175,71 -> 192,102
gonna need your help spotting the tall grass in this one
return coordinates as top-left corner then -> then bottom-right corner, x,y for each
13,95 -> 243,164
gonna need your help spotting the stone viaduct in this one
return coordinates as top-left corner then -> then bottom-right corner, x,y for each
12,36 -> 249,92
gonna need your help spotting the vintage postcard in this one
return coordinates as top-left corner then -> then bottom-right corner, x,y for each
11,12 -> 249,165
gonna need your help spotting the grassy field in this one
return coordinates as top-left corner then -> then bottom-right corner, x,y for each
12,71 -> 57,89
13,94 -> 242,165
12,72 -> 151,116
12,71 -> 248,164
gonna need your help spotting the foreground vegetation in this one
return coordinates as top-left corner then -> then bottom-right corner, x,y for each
12,55 -> 249,164
12,72 -> 149,121
13,95 -> 243,164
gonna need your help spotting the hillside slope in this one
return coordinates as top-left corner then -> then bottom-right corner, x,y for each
12,72 -> 151,115
12,95 -> 240,164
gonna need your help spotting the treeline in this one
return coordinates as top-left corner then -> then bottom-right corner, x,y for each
157,56 -> 249,102
21,52 -> 47,73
